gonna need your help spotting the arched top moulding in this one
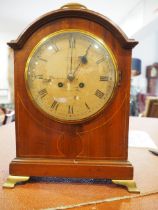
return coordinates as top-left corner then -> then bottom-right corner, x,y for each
7,3 -> 138,50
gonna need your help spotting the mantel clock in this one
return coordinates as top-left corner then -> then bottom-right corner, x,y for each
4,3 -> 139,192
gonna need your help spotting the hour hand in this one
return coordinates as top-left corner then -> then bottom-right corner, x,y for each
79,55 -> 88,64
79,44 -> 91,64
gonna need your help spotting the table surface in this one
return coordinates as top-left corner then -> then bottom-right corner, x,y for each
0,116 -> 158,210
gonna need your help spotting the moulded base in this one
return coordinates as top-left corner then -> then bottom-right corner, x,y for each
9,158 -> 133,180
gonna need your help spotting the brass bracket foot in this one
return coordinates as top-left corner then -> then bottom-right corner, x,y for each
3,175 -> 30,188
112,180 -> 140,193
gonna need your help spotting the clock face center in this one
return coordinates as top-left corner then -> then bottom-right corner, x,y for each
25,30 -> 118,123
67,73 -> 75,81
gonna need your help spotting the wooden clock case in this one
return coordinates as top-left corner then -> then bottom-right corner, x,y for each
7,4 -> 138,182
146,63 -> 158,95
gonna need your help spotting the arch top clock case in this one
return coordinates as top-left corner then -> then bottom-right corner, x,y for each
4,3 -> 139,191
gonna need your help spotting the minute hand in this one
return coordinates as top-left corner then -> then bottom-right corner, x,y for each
73,62 -> 82,76
70,43 -> 73,73
85,44 -> 91,56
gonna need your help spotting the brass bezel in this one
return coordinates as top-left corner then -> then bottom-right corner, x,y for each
25,29 -> 118,124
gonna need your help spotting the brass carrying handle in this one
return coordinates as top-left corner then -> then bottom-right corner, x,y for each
60,3 -> 87,10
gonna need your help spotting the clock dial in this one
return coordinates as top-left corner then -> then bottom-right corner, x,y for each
25,30 -> 118,122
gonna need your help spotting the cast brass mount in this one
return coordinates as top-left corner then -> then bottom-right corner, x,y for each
112,180 -> 140,193
3,175 -> 30,188
61,3 -> 87,10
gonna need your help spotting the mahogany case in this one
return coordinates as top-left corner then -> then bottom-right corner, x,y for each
8,5 -> 138,180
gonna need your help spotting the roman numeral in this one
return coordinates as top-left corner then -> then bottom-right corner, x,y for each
38,88 -> 48,98
37,55 -> 47,62
95,89 -> 104,99
68,105 -> 74,114
96,57 -> 105,64
100,76 -> 109,81
85,102 -> 90,110
51,100 -> 59,110
52,43 -> 59,52
47,42 -> 59,52
69,36 -> 75,48
35,74 -> 43,79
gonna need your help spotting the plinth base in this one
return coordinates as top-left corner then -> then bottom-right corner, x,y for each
9,158 -> 133,180
3,158 -> 139,192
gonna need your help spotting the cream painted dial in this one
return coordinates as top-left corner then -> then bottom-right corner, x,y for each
25,30 -> 118,122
